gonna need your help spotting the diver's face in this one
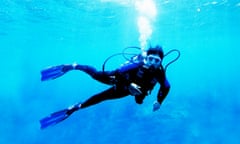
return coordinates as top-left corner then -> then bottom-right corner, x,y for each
145,54 -> 162,69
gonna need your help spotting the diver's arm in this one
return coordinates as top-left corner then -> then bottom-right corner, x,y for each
157,79 -> 170,104
153,77 -> 170,111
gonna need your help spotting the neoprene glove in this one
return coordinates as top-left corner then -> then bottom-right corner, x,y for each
153,101 -> 161,111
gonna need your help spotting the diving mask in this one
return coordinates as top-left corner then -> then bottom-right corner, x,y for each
144,54 -> 162,69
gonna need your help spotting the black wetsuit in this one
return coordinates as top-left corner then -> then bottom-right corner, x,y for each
74,61 -> 170,109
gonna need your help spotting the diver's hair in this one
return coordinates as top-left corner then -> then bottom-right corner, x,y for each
147,45 -> 164,59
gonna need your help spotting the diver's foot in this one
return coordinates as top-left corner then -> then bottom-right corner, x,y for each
67,103 -> 82,115
68,102 -> 82,110
62,64 -> 74,72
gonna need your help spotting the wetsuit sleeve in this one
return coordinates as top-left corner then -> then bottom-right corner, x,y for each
157,73 -> 170,104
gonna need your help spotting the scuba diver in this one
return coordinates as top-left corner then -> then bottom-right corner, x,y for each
40,45 -> 178,129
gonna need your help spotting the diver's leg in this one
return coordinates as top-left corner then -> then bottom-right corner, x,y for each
60,64 -> 94,74
75,65 -> 98,77
61,64 -> 98,77
74,65 -> 115,85
62,64 -> 115,84
80,86 -> 128,109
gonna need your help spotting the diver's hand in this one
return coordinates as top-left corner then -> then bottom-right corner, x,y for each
153,101 -> 161,112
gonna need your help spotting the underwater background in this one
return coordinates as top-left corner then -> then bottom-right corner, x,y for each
0,0 -> 239,143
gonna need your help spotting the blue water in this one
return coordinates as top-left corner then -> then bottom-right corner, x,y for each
1,0 -> 240,143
